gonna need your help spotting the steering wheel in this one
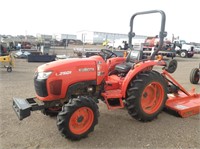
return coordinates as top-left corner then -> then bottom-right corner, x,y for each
99,49 -> 118,61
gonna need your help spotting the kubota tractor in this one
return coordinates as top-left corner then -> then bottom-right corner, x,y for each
12,10 -> 200,140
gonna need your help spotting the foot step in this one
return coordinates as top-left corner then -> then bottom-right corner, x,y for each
101,90 -> 124,110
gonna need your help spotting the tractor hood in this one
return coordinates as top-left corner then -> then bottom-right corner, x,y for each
33,56 -> 108,101
37,58 -> 97,73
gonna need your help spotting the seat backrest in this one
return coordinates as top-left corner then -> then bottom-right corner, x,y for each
126,50 -> 143,63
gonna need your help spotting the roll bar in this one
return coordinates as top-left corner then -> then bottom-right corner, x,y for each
128,10 -> 167,60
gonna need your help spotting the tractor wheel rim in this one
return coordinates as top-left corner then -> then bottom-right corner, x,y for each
141,82 -> 164,114
69,107 -> 94,135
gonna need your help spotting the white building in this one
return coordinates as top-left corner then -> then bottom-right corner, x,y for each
53,34 -> 77,41
76,30 -> 146,44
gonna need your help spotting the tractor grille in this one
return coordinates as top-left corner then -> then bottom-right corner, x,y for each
49,80 -> 62,95
34,77 -> 48,97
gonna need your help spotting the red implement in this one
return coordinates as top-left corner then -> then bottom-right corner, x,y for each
166,92 -> 200,117
163,70 -> 200,118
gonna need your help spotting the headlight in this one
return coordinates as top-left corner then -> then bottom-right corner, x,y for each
37,71 -> 52,80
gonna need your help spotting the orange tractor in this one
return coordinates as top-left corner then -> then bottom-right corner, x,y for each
12,10 -> 200,140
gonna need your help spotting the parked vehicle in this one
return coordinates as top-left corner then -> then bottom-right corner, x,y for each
0,45 -> 15,72
107,38 -> 128,50
173,39 -> 195,58
142,37 -> 176,58
21,42 -> 32,49
12,10 -> 200,141
102,40 -> 109,46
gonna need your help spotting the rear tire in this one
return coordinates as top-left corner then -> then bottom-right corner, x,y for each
190,68 -> 199,84
187,54 -> 194,58
126,71 -> 167,121
57,97 -> 99,140
180,51 -> 188,58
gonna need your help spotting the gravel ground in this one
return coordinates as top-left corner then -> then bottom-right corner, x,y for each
0,48 -> 200,149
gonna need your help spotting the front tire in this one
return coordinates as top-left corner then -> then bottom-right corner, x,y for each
126,71 -> 167,121
57,97 -> 99,140
190,68 -> 199,84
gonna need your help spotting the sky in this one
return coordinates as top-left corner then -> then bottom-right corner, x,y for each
1,0 -> 200,42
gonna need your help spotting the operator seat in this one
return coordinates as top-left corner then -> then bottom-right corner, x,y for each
115,50 -> 144,73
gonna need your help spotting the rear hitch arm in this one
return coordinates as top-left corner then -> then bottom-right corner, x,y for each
162,70 -> 191,96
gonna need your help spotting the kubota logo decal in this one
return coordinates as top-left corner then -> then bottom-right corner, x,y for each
79,68 -> 95,72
